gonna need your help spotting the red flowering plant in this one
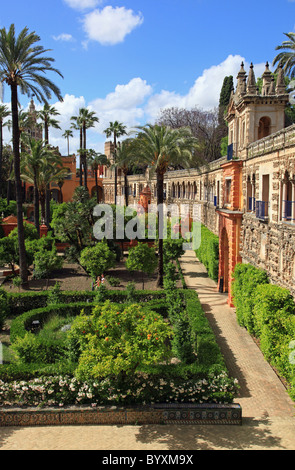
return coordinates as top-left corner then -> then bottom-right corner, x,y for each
69,301 -> 173,381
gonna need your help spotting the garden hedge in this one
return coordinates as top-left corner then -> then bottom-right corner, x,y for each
7,289 -> 166,317
1,289 -> 238,400
195,225 -> 219,281
232,263 -> 295,400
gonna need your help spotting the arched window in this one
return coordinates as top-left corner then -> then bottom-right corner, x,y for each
258,116 -> 271,140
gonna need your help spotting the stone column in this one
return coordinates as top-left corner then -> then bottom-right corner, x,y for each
251,176 -> 255,211
282,178 -> 288,221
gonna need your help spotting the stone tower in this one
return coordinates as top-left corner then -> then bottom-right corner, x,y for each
225,62 -> 290,160
26,98 -> 43,141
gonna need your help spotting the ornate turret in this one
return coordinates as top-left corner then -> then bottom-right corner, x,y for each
261,62 -> 272,96
269,76 -> 276,95
246,63 -> 257,94
235,62 -> 247,101
275,64 -> 286,95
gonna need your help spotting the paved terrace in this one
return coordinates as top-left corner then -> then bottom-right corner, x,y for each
0,251 -> 295,450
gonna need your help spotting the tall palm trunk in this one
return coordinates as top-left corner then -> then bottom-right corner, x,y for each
0,121 -> 3,197
44,122 -> 51,227
33,172 -> 40,236
114,133 -> 117,206
79,128 -> 83,186
156,169 -> 164,287
83,125 -> 88,191
11,82 -> 28,284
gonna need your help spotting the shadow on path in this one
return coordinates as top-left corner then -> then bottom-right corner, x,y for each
135,417 -> 285,450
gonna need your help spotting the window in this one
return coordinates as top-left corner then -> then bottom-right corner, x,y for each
256,174 -> 269,220
225,179 -> 231,205
281,171 -> 294,223
258,116 -> 271,140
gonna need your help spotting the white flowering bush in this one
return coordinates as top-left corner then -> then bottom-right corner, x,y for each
0,371 -> 239,408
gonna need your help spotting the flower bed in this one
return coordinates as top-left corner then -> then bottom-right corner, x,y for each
0,371 -> 238,408
0,289 -> 239,408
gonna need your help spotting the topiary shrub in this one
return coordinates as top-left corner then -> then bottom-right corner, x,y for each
231,263 -> 269,334
80,241 -> 116,282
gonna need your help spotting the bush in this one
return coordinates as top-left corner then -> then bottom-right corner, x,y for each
163,238 -> 185,264
0,287 -> 9,330
106,276 -> 121,287
195,225 -> 219,281
70,301 -> 173,381
231,263 -> 269,334
253,284 -> 295,382
12,332 -> 67,364
47,282 -> 62,306
126,243 -> 158,289
33,248 -> 63,279
80,241 -> 116,281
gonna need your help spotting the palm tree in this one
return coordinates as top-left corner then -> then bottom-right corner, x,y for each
70,116 -> 83,186
20,137 -> 55,235
104,121 -> 127,205
0,25 -> 63,284
62,129 -> 73,156
132,124 -> 200,287
71,108 -> 99,190
273,32 -> 295,78
38,103 -> 62,227
22,147 -> 68,224
38,103 -> 61,145
0,104 -> 10,197
87,149 -> 109,203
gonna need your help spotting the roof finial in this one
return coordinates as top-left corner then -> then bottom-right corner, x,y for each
275,63 -> 286,95
247,62 -> 257,94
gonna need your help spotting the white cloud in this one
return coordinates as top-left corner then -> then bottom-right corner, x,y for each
145,55 -> 268,122
52,33 -> 75,42
89,77 -> 152,132
63,0 -> 102,11
82,6 -> 143,46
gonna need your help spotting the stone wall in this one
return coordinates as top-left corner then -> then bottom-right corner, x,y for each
241,213 -> 295,296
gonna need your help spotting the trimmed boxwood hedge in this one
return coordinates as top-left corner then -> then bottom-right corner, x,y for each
195,225 -> 219,281
184,290 -> 225,368
232,263 -> 295,401
7,289 -> 166,317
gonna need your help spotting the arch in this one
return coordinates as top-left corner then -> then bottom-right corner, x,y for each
258,116 -> 271,140
91,185 -> 104,203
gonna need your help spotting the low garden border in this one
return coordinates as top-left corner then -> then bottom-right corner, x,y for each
0,403 -> 242,427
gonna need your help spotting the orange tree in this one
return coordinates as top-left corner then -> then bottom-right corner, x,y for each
68,301 -> 173,381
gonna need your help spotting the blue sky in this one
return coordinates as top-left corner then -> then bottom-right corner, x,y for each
1,0 -> 295,154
